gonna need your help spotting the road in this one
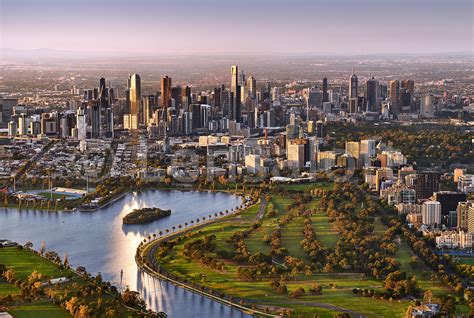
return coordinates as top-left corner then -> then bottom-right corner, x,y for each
255,196 -> 267,221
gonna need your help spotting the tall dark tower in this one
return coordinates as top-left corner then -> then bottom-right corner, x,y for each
322,77 -> 329,103
161,76 -> 172,110
366,77 -> 379,112
230,65 -> 241,122
349,70 -> 358,99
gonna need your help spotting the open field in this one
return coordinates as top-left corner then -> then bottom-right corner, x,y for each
0,277 -> 20,296
7,301 -> 70,318
458,258 -> 474,266
0,247 -> 72,281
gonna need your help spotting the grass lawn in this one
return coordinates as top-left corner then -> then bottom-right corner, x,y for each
0,247 -> 72,281
394,239 -> 453,297
310,212 -> 338,249
458,257 -> 474,266
0,277 -> 20,296
8,301 -> 70,318
280,216 -> 307,259
36,192 -> 73,200
245,196 -> 292,255
278,181 -> 334,192
154,198 -> 416,317
373,217 -> 386,234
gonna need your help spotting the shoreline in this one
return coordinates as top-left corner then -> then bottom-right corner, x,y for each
1,185 -> 242,213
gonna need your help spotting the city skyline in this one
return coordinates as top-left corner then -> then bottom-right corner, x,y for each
1,0 -> 472,55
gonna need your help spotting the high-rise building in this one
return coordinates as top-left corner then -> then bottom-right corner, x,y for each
375,167 -> 394,192
287,140 -> 306,170
349,71 -> 358,99
420,95 -> 434,117
468,204 -> 474,234
457,201 -> 474,230
389,80 -> 400,104
231,65 -> 238,93
345,141 -> 360,160
322,77 -> 329,103
142,95 -> 157,126
247,76 -> 256,99
360,139 -> 376,166
422,201 -> 441,226
245,154 -> 261,174
90,100 -> 101,138
1,98 -> 18,127
401,80 -> 415,96
161,76 -> 172,110
76,107 -> 86,140
229,66 -> 241,122
415,171 -> 440,200
182,85 -> 191,109
7,121 -> 17,137
228,89 -> 241,122
433,191 -> 467,217
171,86 -> 181,108
366,77 -> 379,112
18,114 -> 28,136
129,74 -> 141,117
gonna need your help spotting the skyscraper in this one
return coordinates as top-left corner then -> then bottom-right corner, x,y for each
230,65 -> 241,122
422,201 -> 441,226
90,100 -> 101,138
366,77 -> 379,112
389,80 -> 400,104
401,80 -> 415,95
349,71 -> 358,99
76,107 -> 86,140
161,76 -> 172,110
182,85 -> 191,109
322,77 -> 329,103
129,74 -> 141,117
247,76 -> 256,99
231,65 -> 238,93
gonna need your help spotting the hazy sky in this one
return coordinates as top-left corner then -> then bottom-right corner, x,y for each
1,0 -> 472,54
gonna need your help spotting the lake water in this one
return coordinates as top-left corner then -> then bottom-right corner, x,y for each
0,190 -> 251,317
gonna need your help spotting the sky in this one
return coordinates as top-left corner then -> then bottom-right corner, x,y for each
1,0 -> 473,55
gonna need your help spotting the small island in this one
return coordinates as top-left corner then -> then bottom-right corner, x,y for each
123,207 -> 172,224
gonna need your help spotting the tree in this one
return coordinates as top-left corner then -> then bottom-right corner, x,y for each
289,287 -> 305,298
121,289 -> 145,308
3,269 -> 15,283
65,297 -> 79,316
309,284 -> 323,295
423,290 -> 433,303
76,304 -> 90,318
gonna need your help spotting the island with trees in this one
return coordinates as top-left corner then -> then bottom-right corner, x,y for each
123,207 -> 172,224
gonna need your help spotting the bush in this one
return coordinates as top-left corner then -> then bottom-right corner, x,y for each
289,287 -> 305,298
309,284 -> 322,295
276,284 -> 288,295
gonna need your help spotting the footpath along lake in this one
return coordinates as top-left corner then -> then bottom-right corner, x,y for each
0,189 -> 251,317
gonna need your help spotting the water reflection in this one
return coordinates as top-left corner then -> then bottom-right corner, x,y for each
0,190 -> 250,317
